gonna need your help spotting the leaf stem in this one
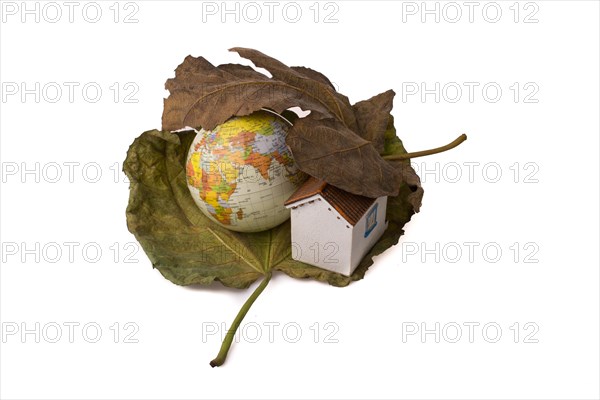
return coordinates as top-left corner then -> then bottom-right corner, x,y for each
210,271 -> 272,367
382,134 -> 467,161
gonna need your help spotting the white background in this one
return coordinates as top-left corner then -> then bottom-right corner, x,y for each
1,1 -> 599,399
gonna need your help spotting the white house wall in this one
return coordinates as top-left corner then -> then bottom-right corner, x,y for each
350,196 -> 388,270
288,194 -> 353,275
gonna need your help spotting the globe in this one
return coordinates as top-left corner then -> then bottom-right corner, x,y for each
186,110 -> 307,233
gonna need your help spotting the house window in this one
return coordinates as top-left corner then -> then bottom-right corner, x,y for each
364,203 -> 378,238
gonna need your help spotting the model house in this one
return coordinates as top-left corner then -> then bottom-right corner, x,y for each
284,177 -> 388,276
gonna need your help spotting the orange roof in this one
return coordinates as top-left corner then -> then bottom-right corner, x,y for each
284,176 -> 327,205
284,176 -> 377,226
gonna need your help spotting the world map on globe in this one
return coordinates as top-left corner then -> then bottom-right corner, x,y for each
186,110 -> 307,233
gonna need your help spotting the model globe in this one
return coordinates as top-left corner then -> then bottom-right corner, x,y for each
186,110 -> 307,233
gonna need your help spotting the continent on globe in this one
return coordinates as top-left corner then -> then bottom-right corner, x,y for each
186,110 -> 307,233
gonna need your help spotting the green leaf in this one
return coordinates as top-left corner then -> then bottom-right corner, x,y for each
125,129 -> 265,288
123,116 -> 422,289
382,115 -> 424,213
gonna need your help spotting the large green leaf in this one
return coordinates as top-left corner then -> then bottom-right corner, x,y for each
123,117 -> 422,288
